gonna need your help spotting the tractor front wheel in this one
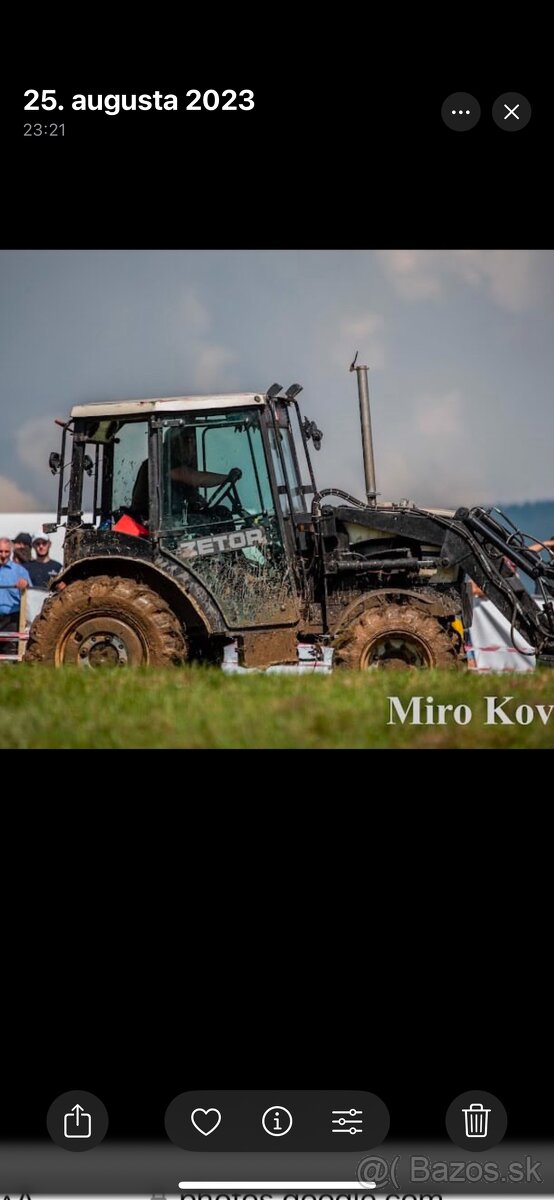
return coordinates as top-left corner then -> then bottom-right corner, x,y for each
334,604 -> 462,670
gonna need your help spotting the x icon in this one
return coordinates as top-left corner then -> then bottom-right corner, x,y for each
504,103 -> 520,119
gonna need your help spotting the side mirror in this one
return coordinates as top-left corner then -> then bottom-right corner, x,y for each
303,417 -> 323,451
49,451 -> 61,475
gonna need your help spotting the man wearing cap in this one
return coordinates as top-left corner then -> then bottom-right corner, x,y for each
27,536 -> 62,588
12,532 -> 33,567
0,538 -> 31,659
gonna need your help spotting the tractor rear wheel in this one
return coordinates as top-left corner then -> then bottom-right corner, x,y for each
25,575 -> 187,667
334,604 -> 462,670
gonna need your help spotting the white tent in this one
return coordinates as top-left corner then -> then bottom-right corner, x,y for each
468,596 -> 536,672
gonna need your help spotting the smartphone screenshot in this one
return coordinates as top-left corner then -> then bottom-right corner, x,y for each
0,47 -> 550,1200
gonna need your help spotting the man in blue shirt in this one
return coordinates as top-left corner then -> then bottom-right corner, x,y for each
0,538 -> 31,660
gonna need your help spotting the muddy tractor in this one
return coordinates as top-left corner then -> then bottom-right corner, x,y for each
26,363 -> 554,669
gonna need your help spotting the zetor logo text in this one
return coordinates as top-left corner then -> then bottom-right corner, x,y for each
180,528 -> 266,560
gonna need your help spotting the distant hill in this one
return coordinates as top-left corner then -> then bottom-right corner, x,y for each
496,500 -> 554,543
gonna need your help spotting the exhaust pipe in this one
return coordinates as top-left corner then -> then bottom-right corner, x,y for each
350,354 -> 377,505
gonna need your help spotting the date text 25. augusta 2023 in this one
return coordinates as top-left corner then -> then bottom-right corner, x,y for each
23,89 -> 255,115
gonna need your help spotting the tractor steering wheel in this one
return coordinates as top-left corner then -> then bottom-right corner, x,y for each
206,472 -> 243,515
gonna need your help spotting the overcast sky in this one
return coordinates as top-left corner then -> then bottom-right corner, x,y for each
1,249 -> 553,511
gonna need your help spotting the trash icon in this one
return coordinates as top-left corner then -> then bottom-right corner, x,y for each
463,1102 -> 491,1137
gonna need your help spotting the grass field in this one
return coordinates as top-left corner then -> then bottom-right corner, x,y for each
1,665 -> 554,748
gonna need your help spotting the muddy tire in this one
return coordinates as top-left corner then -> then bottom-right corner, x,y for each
25,575 -> 187,667
334,604 -> 461,670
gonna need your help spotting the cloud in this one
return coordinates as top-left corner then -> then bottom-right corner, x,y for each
376,446 -> 486,509
377,249 -> 540,311
0,473 -> 40,511
331,312 -> 386,371
15,416 -> 58,477
192,344 -> 238,390
12,415 -> 60,508
373,390 -> 490,507
160,285 -> 238,390
415,390 -> 463,437
376,251 -> 442,300
10,347 -> 241,505
165,286 -> 212,340
451,250 -> 538,312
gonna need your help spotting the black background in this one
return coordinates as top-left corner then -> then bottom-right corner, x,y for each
4,60 -> 547,248
2,37 -> 550,1155
2,811 -> 549,1145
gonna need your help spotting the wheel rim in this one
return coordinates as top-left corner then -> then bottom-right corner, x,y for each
56,613 -> 148,667
360,629 -> 435,669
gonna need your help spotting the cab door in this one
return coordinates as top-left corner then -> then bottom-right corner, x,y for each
157,408 -> 300,629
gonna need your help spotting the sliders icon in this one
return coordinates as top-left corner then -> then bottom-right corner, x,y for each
332,1107 -> 363,1134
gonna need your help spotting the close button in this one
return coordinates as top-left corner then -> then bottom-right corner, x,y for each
492,93 -> 532,130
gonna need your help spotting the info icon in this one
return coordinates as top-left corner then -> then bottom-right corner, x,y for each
441,93 -> 481,131
262,1105 -> 293,1137
446,1090 -> 507,1151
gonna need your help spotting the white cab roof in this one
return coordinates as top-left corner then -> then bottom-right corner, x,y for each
71,393 -> 266,418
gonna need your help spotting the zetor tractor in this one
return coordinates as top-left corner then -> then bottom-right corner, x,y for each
26,362 -> 554,669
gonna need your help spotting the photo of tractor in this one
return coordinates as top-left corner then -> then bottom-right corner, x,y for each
26,363 -> 554,671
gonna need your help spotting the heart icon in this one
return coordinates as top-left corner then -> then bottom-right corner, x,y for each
190,1107 -> 222,1136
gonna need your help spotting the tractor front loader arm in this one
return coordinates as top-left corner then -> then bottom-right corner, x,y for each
440,506 -> 554,665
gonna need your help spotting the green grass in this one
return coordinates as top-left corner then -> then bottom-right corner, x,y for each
1,665 -> 554,748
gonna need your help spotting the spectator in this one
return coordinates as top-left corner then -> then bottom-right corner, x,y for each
528,535 -> 554,554
500,554 -> 527,596
13,545 -> 32,566
27,536 -> 62,588
0,538 -> 31,659
12,531 -> 33,567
